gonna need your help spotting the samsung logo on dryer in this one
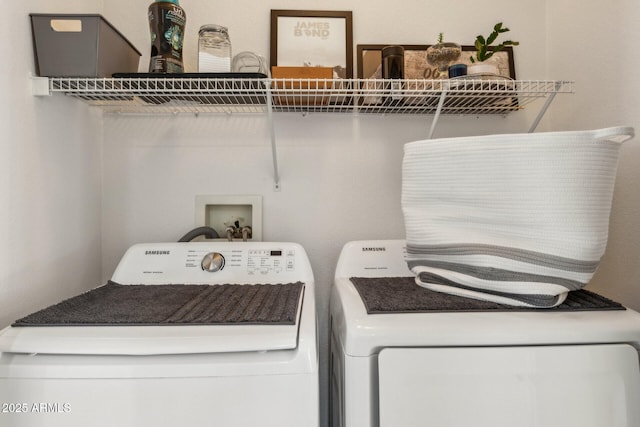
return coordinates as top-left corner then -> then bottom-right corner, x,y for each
145,250 -> 170,255
362,247 -> 386,252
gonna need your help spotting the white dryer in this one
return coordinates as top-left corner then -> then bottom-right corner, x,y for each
0,241 -> 318,427
330,240 -> 640,427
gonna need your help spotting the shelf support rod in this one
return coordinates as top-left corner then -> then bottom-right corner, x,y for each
428,87 -> 448,139
528,81 -> 563,133
264,80 -> 281,191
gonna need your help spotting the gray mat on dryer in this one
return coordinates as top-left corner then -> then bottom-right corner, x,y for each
13,280 -> 304,326
350,277 -> 624,314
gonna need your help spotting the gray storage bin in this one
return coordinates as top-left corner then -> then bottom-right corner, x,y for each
30,14 -> 141,77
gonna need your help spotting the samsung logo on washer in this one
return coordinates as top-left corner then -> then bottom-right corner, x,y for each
145,250 -> 170,255
362,247 -> 386,252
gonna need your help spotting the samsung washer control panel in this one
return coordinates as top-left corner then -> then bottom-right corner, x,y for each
195,248 -> 296,274
111,242 -> 313,284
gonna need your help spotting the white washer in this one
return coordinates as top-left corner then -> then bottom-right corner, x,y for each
0,242 -> 318,427
330,240 -> 640,427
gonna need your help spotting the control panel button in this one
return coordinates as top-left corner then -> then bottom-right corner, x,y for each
201,252 -> 225,272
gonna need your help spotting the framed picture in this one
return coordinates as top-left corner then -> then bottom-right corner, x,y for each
357,45 -> 516,80
270,10 -> 353,78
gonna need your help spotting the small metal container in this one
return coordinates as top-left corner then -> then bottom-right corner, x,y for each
448,63 -> 467,78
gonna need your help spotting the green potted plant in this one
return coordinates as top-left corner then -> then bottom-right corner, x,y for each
468,22 -> 519,75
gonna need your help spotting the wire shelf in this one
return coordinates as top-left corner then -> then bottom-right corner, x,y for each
46,77 -> 573,115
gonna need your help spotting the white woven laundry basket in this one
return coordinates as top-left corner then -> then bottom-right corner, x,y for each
402,127 -> 634,307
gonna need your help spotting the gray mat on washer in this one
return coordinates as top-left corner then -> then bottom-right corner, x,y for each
13,280 -> 304,326
350,277 -> 624,313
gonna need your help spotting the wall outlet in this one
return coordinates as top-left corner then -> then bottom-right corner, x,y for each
195,195 -> 262,241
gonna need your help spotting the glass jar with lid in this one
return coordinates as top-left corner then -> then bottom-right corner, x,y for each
198,25 -> 231,72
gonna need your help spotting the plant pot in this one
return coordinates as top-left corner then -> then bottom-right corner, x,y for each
426,42 -> 461,78
467,62 -> 499,76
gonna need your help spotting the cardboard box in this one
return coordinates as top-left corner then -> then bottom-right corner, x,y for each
271,66 -> 333,106
30,14 -> 141,77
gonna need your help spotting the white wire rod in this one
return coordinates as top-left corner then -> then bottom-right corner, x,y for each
527,80 -> 564,132
50,78 -> 572,94
70,95 -> 540,115
427,89 -> 449,138
50,77 -> 268,95
99,106 -> 267,115
48,77 -> 573,115
260,79 -> 280,191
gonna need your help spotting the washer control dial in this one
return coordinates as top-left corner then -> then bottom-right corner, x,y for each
201,252 -> 225,272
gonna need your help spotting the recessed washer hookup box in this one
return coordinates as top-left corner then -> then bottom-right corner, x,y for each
30,14 -> 141,77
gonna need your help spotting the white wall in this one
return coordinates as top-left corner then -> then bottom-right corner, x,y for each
0,1 -> 103,328
546,0 -> 640,308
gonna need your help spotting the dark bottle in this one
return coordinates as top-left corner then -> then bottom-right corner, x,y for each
148,0 -> 186,73
382,45 -> 404,104
382,45 -> 404,80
